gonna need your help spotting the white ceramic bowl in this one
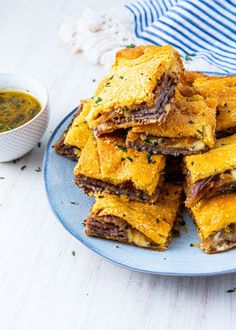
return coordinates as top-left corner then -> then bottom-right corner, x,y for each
0,73 -> 49,162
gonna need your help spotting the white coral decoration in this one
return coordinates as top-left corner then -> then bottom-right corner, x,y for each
58,8 -> 137,66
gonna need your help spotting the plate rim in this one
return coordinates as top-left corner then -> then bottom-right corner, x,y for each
43,71 -> 236,276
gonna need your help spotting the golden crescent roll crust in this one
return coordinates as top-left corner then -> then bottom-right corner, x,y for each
64,101 -> 91,155
182,71 -> 207,85
74,133 -> 166,196
191,193 -> 236,239
184,133 -> 236,183
129,89 -> 217,148
91,183 -> 182,248
192,75 -> 236,133
86,45 -> 183,126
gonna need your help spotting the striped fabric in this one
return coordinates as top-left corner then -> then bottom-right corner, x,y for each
126,0 -> 236,73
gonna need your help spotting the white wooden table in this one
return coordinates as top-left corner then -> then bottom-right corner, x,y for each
0,1 -> 236,329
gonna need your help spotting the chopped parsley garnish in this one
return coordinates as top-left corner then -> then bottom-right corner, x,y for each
105,82 -> 111,87
119,76 -> 124,79
172,229 -> 180,237
72,251 -> 76,256
109,75 -> 114,80
179,219 -> 186,226
190,243 -> 199,248
146,138 -> 156,146
116,144 -> 127,152
92,78 -> 96,82
188,119 -> 194,124
70,201 -> 79,205
185,54 -> 192,61
191,161 -> 194,166
140,73 -> 144,75
126,44 -> 136,48
92,132 -> 96,140
140,192 -> 146,201
37,142 -> 41,148
115,245 -> 120,248
0,176 -> 5,179
121,157 -> 125,161
95,97 -> 102,104
127,156 -> 133,162
147,153 -> 156,164
227,288 -> 236,293
196,129 -> 203,136
35,166 -> 41,172
21,165 -> 26,171
98,195 -> 104,198
148,77 -> 152,81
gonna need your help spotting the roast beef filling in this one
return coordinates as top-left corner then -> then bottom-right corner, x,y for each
216,126 -> 236,138
75,174 -> 163,203
95,74 -> 176,136
53,133 -> 79,161
200,223 -> 236,254
127,135 -> 208,156
186,170 -> 236,207
110,75 -> 175,124
53,104 -> 83,160
85,215 -> 129,241
85,215 -> 161,249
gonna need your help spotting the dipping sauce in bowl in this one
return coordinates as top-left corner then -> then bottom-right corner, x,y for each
0,73 -> 49,162
0,91 -> 41,133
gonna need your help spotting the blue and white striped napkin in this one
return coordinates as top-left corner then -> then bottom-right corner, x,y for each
126,0 -> 236,73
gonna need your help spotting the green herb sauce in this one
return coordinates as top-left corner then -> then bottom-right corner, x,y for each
0,91 -> 41,133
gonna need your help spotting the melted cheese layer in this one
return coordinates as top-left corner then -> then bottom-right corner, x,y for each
127,228 -> 154,248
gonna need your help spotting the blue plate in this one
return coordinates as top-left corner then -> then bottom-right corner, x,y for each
43,72 -> 236,276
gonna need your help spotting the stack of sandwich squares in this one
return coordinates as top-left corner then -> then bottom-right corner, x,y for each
54,45 -> 236,254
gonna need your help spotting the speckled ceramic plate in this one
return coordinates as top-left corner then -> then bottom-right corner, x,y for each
43,72 -> 236,276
